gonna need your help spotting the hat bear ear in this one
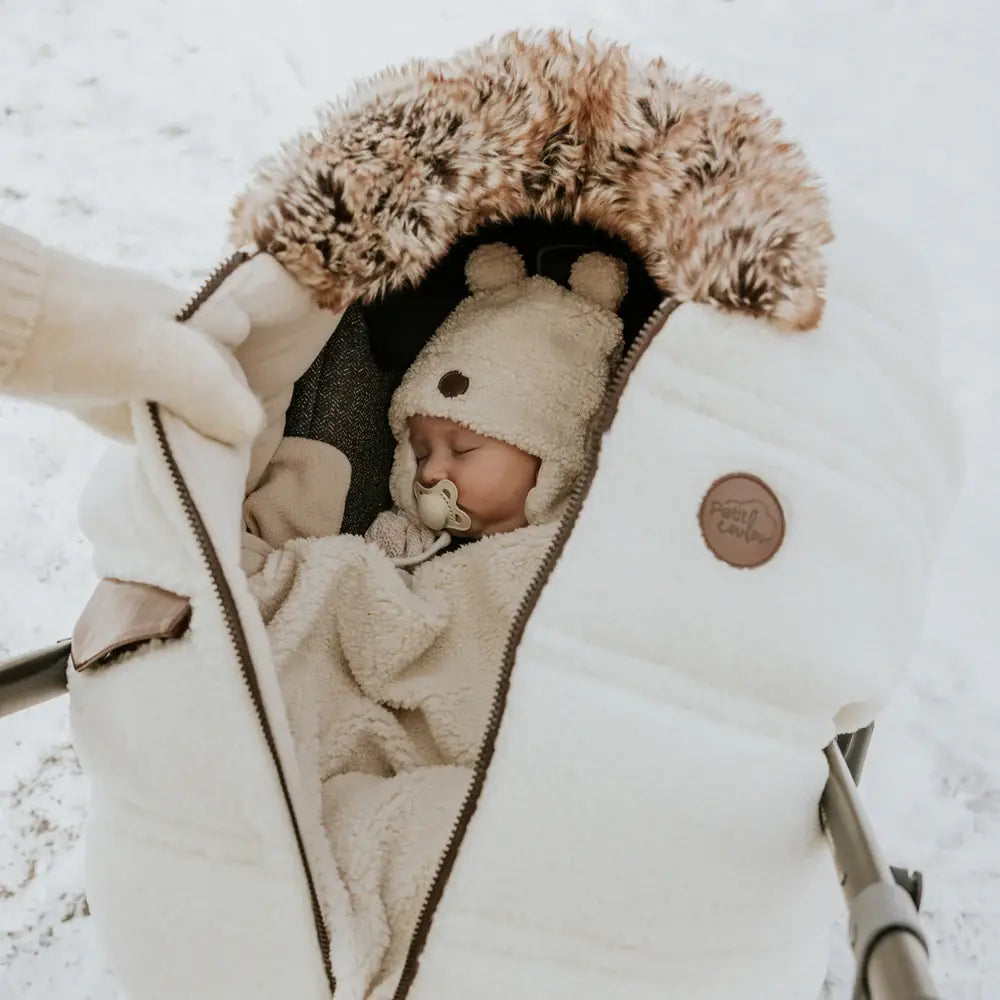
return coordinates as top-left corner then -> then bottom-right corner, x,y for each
466,242 -> 527,294
569,252 -> 628,313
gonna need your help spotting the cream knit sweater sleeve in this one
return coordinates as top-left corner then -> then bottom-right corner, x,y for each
0,221 -> 263,444
0,223 -> 45,389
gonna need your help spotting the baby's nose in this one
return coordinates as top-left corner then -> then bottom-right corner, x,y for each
419,454 -> 448,486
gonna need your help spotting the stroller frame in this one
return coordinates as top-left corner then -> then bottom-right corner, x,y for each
1,644 -> 939,999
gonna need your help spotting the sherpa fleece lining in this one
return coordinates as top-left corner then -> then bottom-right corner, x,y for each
68,30 -> 965,1000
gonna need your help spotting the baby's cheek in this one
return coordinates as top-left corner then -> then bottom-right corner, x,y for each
458,475 -> 489,514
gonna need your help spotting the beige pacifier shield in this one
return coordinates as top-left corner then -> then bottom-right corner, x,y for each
699,473 -> 785,568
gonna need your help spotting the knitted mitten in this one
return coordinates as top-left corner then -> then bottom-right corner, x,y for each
0,225 -> 263,444
365,508 -> 438,560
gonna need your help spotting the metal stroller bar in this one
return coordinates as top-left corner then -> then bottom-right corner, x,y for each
838,726 -> 874,782
0,639 -> 70,718
822,735 -> 939,1000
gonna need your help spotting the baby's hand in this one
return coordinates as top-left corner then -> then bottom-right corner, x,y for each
365,509 -> 437,560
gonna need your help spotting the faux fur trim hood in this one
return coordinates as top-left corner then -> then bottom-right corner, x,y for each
231,30 -> 833,331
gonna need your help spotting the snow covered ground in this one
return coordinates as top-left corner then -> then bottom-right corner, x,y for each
0,1 -> 996,997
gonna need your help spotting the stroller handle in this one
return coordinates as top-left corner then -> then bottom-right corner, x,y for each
0,640 -> 70,718
822,738 -> 940,1000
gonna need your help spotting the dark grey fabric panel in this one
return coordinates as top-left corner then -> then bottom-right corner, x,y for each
284,304 -> 400,536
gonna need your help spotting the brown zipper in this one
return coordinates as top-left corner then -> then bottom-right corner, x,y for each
166,254 -> 677,999
391,295 -> 682,999
157,251 -> 337,996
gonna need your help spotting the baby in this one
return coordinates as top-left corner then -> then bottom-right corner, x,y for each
377,413 -> 540,548
346,241 -> 628,762
366,240 -> 626,559
250,241 -> 627,995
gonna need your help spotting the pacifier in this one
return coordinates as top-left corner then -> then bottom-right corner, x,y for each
413,479 -> 472,533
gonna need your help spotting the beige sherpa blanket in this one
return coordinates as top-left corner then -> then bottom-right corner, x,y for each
241,436 -> 352,575
246,460 -> 557,995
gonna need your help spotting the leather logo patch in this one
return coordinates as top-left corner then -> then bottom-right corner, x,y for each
699,473 -> 785,568
438,370 -> 469,398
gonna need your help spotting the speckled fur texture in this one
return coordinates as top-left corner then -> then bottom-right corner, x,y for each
231,30 -> 833,331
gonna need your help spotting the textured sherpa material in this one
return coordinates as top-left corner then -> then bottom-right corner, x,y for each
67,29 -> 962,1000
241,436 -> 353,575
248,515 -> 560,997
388,242 -> 626,525
231,30 -> 832,332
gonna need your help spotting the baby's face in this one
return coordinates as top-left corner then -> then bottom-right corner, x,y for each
409,415 -> 540,537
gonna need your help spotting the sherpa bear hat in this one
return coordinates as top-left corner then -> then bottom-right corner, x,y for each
388,242 -> 628,525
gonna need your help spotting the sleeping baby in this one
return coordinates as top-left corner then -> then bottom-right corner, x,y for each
248,241 -> 627,996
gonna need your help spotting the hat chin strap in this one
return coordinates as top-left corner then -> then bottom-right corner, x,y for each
413,479 -> 473,533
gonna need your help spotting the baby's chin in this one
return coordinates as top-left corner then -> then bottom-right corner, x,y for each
469,516 -> 527,538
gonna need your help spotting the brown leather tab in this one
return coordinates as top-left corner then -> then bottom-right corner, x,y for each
71,579 -> 192,671
699,473 -> 786,569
